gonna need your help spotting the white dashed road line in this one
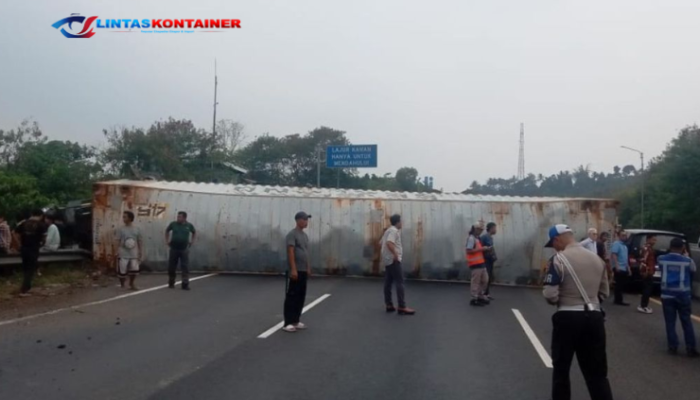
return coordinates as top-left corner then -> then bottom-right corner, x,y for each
258,294 -> 332,338
512,308 -> 553,368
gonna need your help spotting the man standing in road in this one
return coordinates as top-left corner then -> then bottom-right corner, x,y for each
610,231 -> 630,306
117,211 -> 142,291
165,211 -> 196,290
597,232 -> 613,284
580,228 -> 598,253
14,210 -> 48,298
0,214 -> 10,255
467,222 -> 490,306
381,214 -> 416,316
543,224 -> 613,400
658,238 -> 698,357
637,235 -> 657,314
283,212 -> 313,333
480,222 -> 497,300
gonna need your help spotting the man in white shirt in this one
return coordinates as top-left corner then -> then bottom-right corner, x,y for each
381,214 -> 415,315
42,214 -> 60,251
37,214 -> 61,277
580,228 -> 598,254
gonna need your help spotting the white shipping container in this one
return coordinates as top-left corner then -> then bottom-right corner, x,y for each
93,180 -> 618,285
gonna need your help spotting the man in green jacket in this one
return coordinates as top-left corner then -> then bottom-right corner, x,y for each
165,211 -> 196,290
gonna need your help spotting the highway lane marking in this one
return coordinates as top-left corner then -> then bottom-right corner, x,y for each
258,293 -> 331,338
512,309 -> 553,369
0,273 -> 218,328
649,298 -> 700,323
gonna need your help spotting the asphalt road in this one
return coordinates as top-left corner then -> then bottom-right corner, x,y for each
1,275 -> 699,400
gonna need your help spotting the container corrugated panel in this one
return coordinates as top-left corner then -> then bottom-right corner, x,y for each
93,180 -> 618,285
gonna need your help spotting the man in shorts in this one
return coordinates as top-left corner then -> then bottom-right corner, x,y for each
117,211 -> 142,290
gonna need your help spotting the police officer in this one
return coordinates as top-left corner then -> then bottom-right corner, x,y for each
658,237 -> 699,357
542,224 -> 614,400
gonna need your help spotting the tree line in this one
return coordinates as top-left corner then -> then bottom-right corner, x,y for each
0,118 -> 429,222
466,125 -> 700,241
2,118 -> 698,240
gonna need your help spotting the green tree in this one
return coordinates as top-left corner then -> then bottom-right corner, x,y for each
235,126 -> 353,187
0,171 -> 50,222
622,164 -> 637,177
620,125 -> 700,239
11,140 -> 99,203
395,167 -> 419,192
0,119 -> 44,166
102,118 -> 213,181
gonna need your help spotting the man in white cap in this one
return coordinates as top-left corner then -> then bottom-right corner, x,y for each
542,224 -> 613,400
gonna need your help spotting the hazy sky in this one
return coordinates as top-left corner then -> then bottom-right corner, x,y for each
2,1 -> 699,192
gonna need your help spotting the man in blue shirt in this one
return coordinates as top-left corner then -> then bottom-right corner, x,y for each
659,238 -> 698,357
480,222 -> 497,299
610,231 -> 630,306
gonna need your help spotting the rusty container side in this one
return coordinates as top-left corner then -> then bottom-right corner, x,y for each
92,180 -> 618,285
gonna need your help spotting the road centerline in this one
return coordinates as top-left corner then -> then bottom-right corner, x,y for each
258,293 -> 331,339
512,308 -> 553,368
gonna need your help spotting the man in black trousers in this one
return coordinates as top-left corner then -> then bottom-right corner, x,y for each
14,209 -> 48,298
542,224 -> 614,400
282,212 -> 312,333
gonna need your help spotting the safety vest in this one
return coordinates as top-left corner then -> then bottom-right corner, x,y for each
467,235 -> 486,267
659,253 -> 693,299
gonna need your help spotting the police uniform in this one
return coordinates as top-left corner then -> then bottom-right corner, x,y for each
543,226 -> 614,400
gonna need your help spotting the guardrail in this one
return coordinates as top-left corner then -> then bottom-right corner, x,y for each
0,249 -> 92,267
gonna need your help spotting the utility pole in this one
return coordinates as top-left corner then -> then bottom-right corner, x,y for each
212,59 -> 218,137
517,123 -> 525,180
621,146 -> 645,228
211,59 -> 218,171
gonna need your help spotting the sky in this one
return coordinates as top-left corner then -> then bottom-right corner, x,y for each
1,1 -> 699,192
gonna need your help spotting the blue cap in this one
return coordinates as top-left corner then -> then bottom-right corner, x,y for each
544,224 -> 573,247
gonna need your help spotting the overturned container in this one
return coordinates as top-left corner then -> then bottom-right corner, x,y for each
92,180 -> 617,285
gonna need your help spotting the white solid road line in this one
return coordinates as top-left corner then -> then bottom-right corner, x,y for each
258,293 -> 332,339
512,309 -> 553,369
0,273 -> 218,328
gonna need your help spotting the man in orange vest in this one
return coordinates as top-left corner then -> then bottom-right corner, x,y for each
467,221 -> 491,306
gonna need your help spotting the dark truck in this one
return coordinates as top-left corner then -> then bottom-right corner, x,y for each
623,229 -> 690,290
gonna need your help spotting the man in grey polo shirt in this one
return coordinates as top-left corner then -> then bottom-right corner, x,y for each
282,211 -> 312,333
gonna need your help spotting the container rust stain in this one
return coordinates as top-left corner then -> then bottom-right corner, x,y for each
411,220 -> 424,277
490,203 -> 510,226
369,200 -> 386,276
93,184 -> 109,209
